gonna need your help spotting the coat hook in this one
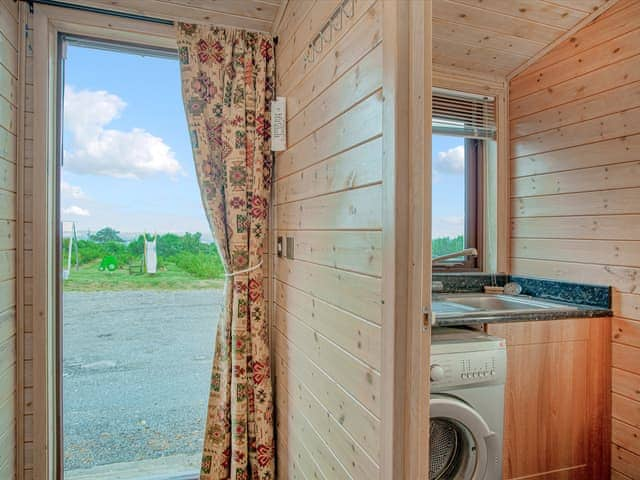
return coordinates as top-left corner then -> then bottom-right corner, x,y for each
313,34 -> 323,54
321,22 -> 332,44
343,0 -> 354,19
331,9 -> 342,31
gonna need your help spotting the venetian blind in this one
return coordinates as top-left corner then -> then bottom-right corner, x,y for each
432,88 -> 496,139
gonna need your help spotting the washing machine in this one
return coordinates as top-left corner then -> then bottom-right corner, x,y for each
429,327 -> 507,480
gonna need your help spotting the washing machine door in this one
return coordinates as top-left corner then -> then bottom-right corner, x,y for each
429,395 -> 501,480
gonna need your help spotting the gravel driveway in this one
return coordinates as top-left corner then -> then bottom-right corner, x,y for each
63,289 -> 224,474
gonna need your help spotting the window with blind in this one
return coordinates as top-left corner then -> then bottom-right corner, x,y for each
432,89 -> 496,270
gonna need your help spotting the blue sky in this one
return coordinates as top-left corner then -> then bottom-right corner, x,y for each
61,45 -> 464,241
61,45 -> 211,240
432,134 -> 466,239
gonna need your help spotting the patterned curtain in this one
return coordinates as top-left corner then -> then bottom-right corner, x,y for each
176,23 -> 276,480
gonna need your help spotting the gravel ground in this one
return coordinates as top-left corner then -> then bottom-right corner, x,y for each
62,289 -> 224,473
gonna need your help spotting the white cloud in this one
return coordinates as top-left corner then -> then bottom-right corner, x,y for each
434,145 -> 464,175
61,181 -> 87,200
64,205 -> 90,217
63,87 -> 183,179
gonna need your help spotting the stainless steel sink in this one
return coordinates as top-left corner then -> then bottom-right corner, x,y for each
432,293 -> 579,318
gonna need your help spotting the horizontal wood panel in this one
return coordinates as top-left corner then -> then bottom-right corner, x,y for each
612,343 -> 640,376
612,393 -> 640,429
0,307 -> 14,344
511,53 -> 640,120
275,257 -> 381,324
274,304 -> 381,417
275,279 -> 381,370
284,2 -> 381,121
0,425 -> 15,479
273,0 -> 384,474
512,238 -> 640,267
512,81 -> 640,139
615,294 -> 640,322
278,0 -> 379,97
275,230 -> 382,277
433,0 -> 563,45
274,354 -> 379,478
272,328 -> 380,459
276,90 -> 383,179
0,127 -> 15,164
0,64 -> 16,106
287,51 -> 382,148
612,368 -> 640,404
612,444 -> 640,479
612,419 -> 640,456
275,136 -> 382,206
275,184 -> 382,231
511,161 -> 640,197
0,35 -> 17,78
275,0 -> 338,82
73,0 -> 277,31
512,188 -> 640,218
524,0 -> 640,75
613,317 -> 640,349
433,34 -> 528,77
511,216 -> 640,241
511,26 -> 640,100
510,258 -> 640,295
431,18 -> 543,57
274,382 -> 353,479
511,106 -> 640,158
512,133 -> 640,178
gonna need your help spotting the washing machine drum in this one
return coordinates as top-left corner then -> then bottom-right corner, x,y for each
429,396 -> 501,480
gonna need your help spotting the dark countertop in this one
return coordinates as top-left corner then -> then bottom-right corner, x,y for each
430,274 -> 613,327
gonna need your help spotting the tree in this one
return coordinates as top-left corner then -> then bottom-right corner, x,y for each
90,227 -> 124,243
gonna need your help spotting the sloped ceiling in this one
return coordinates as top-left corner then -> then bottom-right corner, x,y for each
433,0 -> 612,79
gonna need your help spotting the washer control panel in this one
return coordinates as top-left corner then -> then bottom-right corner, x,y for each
430,348 -> 506,391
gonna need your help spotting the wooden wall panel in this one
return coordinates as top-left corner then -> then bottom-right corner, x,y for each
431,0 -> 609,78
0,0 -> 18,478
272,0 -> 383,477
509,2 -> 640,477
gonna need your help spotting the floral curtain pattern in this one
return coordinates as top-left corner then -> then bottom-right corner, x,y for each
176,23 -> 275,480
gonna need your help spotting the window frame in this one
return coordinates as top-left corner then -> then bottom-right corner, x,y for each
431,137 -> 484,272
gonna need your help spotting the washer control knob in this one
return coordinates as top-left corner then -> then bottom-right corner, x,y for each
430,364 -> 445,382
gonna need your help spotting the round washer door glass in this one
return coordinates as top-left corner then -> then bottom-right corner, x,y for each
429,396 -> 500,480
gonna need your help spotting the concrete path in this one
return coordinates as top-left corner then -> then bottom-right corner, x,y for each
63,289 -> 223,477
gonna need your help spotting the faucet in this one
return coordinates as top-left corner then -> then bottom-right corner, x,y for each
432,247 -> 478,265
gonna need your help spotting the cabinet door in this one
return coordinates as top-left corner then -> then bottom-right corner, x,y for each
487,318 -> 610,479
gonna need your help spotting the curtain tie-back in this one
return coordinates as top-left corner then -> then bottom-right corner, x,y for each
224,260 -> 264,277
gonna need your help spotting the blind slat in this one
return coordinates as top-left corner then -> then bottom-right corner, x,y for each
432,89 -> 496,139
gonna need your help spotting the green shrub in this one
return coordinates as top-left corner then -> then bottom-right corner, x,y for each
169,251 -> 225,279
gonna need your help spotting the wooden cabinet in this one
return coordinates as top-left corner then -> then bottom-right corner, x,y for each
487,317 -> 611,480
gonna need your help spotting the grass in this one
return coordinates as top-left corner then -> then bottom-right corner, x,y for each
62,261 -> 225,292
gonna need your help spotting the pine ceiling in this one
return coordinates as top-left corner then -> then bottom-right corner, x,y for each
76,0 -> 284,32
433,0 -> 612,79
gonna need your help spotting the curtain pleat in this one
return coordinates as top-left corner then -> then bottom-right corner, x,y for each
176,23 -> 275,480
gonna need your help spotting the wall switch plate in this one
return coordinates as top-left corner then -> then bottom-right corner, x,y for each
277,236 -> 283,257
286,237 -> 294,259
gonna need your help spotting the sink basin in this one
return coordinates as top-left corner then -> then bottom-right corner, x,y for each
432,293 -> 579,318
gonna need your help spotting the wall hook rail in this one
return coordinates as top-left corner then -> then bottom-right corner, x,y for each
303,0 -> 354,67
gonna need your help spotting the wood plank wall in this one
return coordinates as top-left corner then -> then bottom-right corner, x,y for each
271,0 -> 383,478
0,0 -> 19,479
509,1 -> 640,477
